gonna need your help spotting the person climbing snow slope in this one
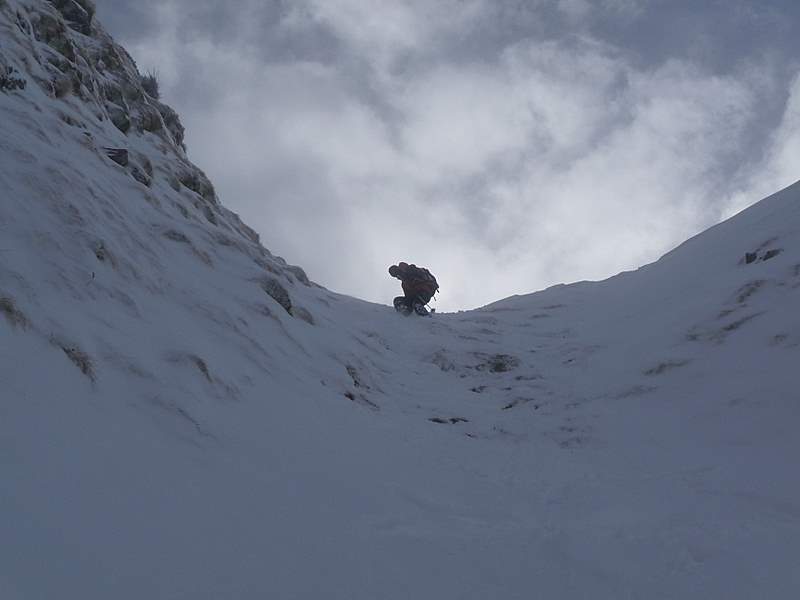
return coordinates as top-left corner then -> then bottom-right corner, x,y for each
388,262 -> 439,316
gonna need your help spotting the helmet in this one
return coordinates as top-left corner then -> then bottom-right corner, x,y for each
388,265 -> 400,278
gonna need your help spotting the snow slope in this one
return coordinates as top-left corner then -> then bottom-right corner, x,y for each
1,1 -> 799,598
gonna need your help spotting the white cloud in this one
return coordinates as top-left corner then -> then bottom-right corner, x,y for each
104,0 -> 798,310
724,73 -> 800,217
297,0 -> 488,71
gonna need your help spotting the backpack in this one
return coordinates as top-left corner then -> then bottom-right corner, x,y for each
407,264 -> 439,292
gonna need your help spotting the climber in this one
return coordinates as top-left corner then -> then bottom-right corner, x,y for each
388,262 -> 439,316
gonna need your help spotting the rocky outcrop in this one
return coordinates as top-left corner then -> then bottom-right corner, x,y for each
104,147 -> 128,166
49,0 -> 95,35
259,276 -> 293,314
6,0 -> 200,191
0,65 -> 26,91
1,0 -> 313,305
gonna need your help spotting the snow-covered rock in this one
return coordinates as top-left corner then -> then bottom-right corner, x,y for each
1,1 -> 799,598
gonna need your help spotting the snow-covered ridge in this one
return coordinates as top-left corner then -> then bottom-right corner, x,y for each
2,2 -> 800,598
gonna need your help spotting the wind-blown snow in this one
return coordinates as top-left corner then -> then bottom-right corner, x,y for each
1,1 -> 799,598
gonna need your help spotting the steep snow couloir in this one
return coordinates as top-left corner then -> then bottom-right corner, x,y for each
1,1 -> 799,598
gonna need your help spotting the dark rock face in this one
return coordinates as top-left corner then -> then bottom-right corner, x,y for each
178,169 -> 218,204
763,248 -> 782,261
157,103 -> 185,148
104,147 -> 128,166
49,0 -> 95,35
0,66 -> 26,92
138,106 -> 163,133
107,104 -> 131,133
35,11 -> 70,50
744,248 -> 783,264
259,276 -> 292,314
256,277 -> 313,322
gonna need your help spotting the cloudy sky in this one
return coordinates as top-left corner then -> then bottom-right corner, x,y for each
96,0 -> 800,310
